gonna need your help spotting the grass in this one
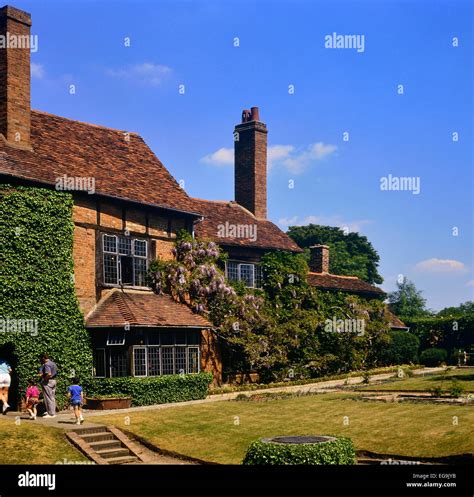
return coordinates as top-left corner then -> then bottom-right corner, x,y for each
360,368 -> 474,392
98,392 -> 474,464
0,420 -> 88,464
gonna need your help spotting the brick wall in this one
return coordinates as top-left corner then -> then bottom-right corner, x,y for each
309,244 -> 330,273
0,6 -> 31,148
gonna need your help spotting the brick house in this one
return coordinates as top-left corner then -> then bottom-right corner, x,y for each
0,6 -> 300,383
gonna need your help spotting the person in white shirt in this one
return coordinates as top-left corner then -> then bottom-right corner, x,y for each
0,359 -> 12,414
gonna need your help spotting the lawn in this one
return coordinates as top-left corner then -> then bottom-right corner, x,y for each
98,392 -> 474,464
360,368 -> 474,392
0,421 -> 88,464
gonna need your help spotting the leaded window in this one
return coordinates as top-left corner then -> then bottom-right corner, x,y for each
226,261 -> 262,288
103,234 -> 148,287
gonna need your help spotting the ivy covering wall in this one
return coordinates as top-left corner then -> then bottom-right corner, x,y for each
0,185 -> 93,408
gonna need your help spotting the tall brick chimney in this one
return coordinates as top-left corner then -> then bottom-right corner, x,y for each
234,106 -> 267,219
0,5 -> 32,149
309,245 -> 330,273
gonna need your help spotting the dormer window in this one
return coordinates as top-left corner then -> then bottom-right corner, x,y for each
103,234 -> 148,287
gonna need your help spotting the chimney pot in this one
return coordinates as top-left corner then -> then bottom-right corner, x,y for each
250,106 -> 260,121
309,245 -> 330,273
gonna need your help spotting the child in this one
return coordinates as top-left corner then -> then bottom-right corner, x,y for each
25,379 -> 40,420
67,377 -> 84,425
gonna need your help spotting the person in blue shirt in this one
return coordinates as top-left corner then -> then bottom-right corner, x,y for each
0,359 -> 12,414
67,377 -> 84,425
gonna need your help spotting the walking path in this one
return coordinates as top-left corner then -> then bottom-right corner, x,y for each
1,366 -> 443,428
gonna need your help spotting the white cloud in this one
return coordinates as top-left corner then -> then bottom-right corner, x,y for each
31,63 -> 45,79
466,280 -> 474,287
415,258 -> 467,273
106,62 -> 172,86
200,142 -> 336,173
278,215 -> 372,234
200,147 -> 234,166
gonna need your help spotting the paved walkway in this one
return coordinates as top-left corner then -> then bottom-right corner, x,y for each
0,366 -> 443,428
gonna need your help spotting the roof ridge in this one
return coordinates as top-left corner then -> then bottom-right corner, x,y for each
308,272 -> 359,280
32,109 -> 140,135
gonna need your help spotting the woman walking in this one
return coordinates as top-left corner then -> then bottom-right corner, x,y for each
0,358 -> 12,414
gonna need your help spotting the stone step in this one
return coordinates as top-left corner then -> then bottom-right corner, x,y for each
106,455 -> 139,465
80,432 -> 115,443
73,426 -> 109,436
96,447 -> 131,459
88,439 -> 122,451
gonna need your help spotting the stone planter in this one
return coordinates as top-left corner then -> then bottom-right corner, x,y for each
85,397 -> 132,410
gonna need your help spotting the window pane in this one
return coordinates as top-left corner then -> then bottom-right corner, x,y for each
188,347 -> 199,373
176,347 -> 186,375
107,330 -> 125,346
93,349 -> 106,377
134,239 -> 147,258
103,235 -> 117,253
120,256 -> 133,285
104,254 -> 118,284
226,261 -> 238,282
162,348 -> 174,374
118,236 -> 132,255
133,347 -> 147,376
110,349 -> 128,377
133,258 -> 147,287
147,347 -> 161,376
239,264 -> 254,287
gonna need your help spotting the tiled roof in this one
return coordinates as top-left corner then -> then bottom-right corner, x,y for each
86,289 -> 211,328
192,198 -> 303,252
307,272 -> 385,296
0,110 -> 200,215
385,305 -> 408,329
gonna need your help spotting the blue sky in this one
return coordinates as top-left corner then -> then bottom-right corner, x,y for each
18,0 -> 473,310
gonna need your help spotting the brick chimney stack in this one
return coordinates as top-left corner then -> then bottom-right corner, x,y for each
234,106 -> 267,219
309,245 -> 330,273
0,5 -> 32,149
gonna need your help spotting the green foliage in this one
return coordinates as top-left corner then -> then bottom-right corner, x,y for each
437,301 -> 474,318
429,386 -> 444,397
388,278 -> 431,320
286,224 -> 383,284
449,380 -> 464,398
0,186 -> 93,409
405,317 -> 474,353
420,348 -> 447,367
384,331 -> 420,365
83,373 -> 212,407
242,437 -> 356,465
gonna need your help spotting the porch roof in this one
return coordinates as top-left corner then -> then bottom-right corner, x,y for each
86,289 -> 211,329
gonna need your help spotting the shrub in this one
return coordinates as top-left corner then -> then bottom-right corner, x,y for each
243,436 -> 356,465
384,331 -> 419,365
449,380 -> 464,398
419,348 -> 447,367
83,373 -> 213,407
429,386 -> 444,398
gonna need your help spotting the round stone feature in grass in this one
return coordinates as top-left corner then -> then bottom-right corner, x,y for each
243,435 -> 355,465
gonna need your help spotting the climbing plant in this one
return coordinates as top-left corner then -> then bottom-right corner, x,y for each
0,185 -> 93,409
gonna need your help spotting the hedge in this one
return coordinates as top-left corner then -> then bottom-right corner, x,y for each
83,372 -> 213,407
419,348 -> 447,367
0,186 -> 93,409
383,330 -> 419,365
243,436 -> 356,465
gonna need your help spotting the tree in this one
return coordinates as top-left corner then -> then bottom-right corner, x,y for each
286,224 -> 383,284
388,278 -> 430,319
437,301 -> 474,318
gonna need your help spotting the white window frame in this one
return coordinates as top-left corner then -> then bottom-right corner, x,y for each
187,346 -> 200,374
147,345 -> 161,376
132,345 -> 148,377
226,260 -> 261,288
102,233 -> 148,287
106,330 -> 126,346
